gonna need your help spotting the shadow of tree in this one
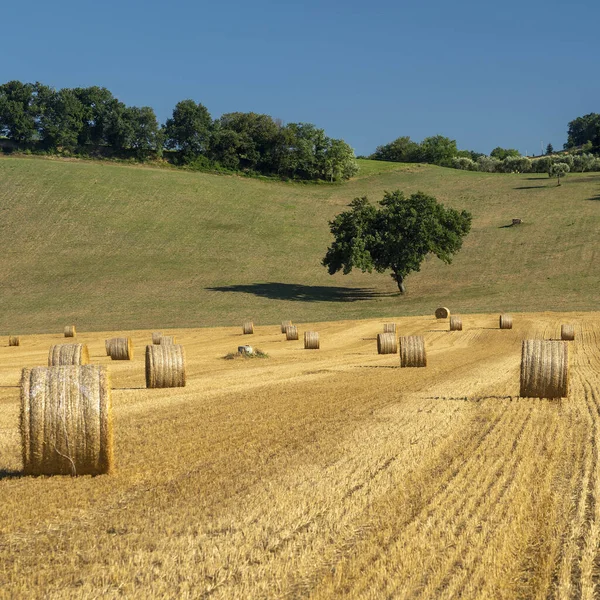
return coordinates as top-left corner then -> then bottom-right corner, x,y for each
514,186 -> 548,190
207,282 -> 396,303
589,195 -> 600,201
0,469 -> 22,480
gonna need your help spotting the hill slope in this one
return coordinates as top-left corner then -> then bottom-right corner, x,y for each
1,156 -> 599,333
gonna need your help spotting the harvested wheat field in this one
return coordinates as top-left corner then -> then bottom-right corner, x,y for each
1,311 -> 600,598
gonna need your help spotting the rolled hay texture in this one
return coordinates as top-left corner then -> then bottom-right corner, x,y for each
152,332 -> 162,345
377,332 -> 398,354
499,314 -> 513,330
450,316 -> 463,331
520,340 -> 569,398
160,335 -> 176,345
561,324 -> 575,341
383,323 -> 396,333
286,325 -> 299,341
243,321 -> 254,335
108,337 -> 134,361
9,336 -> 20,346
64,325 -> 76,338
105,338 -> 118,356
48,344 -> 90,366
20,365 -> 113,476
281,320 -> 292,334
304,331 -> 320,350
145,344 -> 186,388
435,307 -> 450,319
400,336 -> 427,368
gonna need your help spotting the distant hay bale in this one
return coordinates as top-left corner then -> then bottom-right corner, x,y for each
48,344 -> 90,366
383,323 -> 396,333
377,332 -> 397,354
561,324 -> 575,341
160,335 -> 176,345
105,338 -> 117,356
281,320 -> 292,333
304,331 -> 320,349
520,340 -> 569,398
64,325 -> 76,338
400,336 -> 427,367
20,365 -> 113,476
286,325 -> 299,340
450,316 -> 463,331
435,307 -> 450,319
499,314 -> 513,329
152,332 -> 162,345
243,321 -> 254,335
108,337 -> 134,361
9,336 -> 20,347
145,344 -> 186,388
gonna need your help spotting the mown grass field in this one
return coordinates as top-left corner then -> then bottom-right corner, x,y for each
1,312 -> 600,598
0,156 -> 599,334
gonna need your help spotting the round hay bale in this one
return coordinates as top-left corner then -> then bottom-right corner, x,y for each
383,323 -> 396,333
9,336 -> 20,347
377,332 -> 397,354
520,340 -> 569,398
104,338 -> 117,356
152,332 -> 162,345
108,337 -> 133,361
145,344 -> 186,388
281,320 -> 292,334
561,324 -> 575,341
435,307 -> 450,319
64,325 -> 76,338
304,331 -> 320,350
20,365 -> 113,476
243,321 -> 254,335
286,325 -> 299,341
160,335 -> 176,345
400,336 -> 427,368
48,344 -> 90,366
499,314 -> 513,330
449,316 -> 463,331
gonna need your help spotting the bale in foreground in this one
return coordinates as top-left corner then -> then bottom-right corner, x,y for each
20,365 -> 113,476
383,323 -> 396,333
304,331 -> 320,349
450,316 -> 463,331
243,321 -> 254,335
435,307 -> 450,319
48,344 -> 90,366
499,314 -> 513,329
64,325 -> 76,337
108,337 -> 134,360
145,344 -> 186,388
561,324 -> 575,341
9,336 -> 20,346
520,340 -> 569,398
400,336 -> 427,367
377,332 -> 397,354
286,325 -> 299,340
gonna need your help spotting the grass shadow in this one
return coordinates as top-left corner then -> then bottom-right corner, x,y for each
207,282 -> 396,303
354,365 -> 398,369
514,185 -> 548,190
113,386 -> 146,390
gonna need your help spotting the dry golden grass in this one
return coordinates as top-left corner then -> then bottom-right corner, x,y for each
1,312 -> 600,598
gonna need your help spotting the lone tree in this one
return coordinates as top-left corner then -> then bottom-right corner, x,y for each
546,143 -> 554,155
322,191 -> 472,294
550,162 -> 569,186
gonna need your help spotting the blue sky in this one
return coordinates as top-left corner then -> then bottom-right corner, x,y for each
1,0 -> 598,156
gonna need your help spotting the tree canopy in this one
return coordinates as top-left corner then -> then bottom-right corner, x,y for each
323,191 -> 472,293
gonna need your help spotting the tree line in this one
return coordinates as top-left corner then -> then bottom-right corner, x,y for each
0,80 -> 358,181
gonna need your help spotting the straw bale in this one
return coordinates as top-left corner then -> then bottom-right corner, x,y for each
400,336 -> 427,367
286,325 -> 299,340
108,337 -> 134,361
48,344 -> 90,366
281,321 -> 292,333
383,323 -> 396,333
9,336 -> 20,347
304,331 -> 320,349
152,332 -> 162,345
435,307 -> 450,319
160,335 -> 176,345
145,344 -> 186,388
561,324 -> 575,341
520,340 -> 569,398
243,321 -> 254,335
20,365 -> 113,475
64,325 -> 76,337
450,316 -> 463,331
499,314 -> 513,330
377,332 -> 397,354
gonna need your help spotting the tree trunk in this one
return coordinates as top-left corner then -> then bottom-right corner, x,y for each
396,275 -> 406,294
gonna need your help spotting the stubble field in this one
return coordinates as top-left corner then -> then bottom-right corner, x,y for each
2,311 -> 600,598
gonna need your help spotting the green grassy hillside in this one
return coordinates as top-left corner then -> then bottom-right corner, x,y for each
1,156 -> 599,334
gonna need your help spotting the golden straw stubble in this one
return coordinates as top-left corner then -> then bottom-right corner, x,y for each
108,337 -> 134,360
435,307 -> 450,319
383,323 -> 396,333
377,332 -> 397,354
304,331 -> 320,349
561,324 -> 575,341
450,316 -> 463,331
281,320 -> 292,334
145,344 -> 186,388
243,321 -> 254,335
286,325 -> 299,340
48,344 -> 90,366
64,325 -> 76,337
499,314 -> 513,329
20,365 -> 113,475
400,336 -> 427,367
9,335 -> 20,346
520,339 -> 569,398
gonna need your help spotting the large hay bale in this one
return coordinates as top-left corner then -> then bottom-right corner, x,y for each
152,332 -> 162,345
499,314 -> 513,330
435,307 -> 450,319
377,332 -> 397,354
243,321 -> 254,335
64,325 -> 76,338
286,325 -> 299,340
108,337 -> 134,361
9,336 -> 20,347
145,344 -> 186,388
160,335 -> 176,345
561,324 -> 575,341
520,340 -> 569,398
20,365 -> 113,476
48,344 -> 90,366
281,320 -> 292,334
304,331 -> 320,350
400,336 -> 427,367
383,323 -> 396,333
450,316 -> 463,331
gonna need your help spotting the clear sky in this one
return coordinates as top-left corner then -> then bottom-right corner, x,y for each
1,0 -> 598,156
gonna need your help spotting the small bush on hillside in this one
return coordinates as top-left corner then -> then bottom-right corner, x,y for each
501,156 -> 532,173
452,157 -> 477,171
476,156 -> 501,172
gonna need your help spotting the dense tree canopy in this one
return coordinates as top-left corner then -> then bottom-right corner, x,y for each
565,113 -> 600,152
